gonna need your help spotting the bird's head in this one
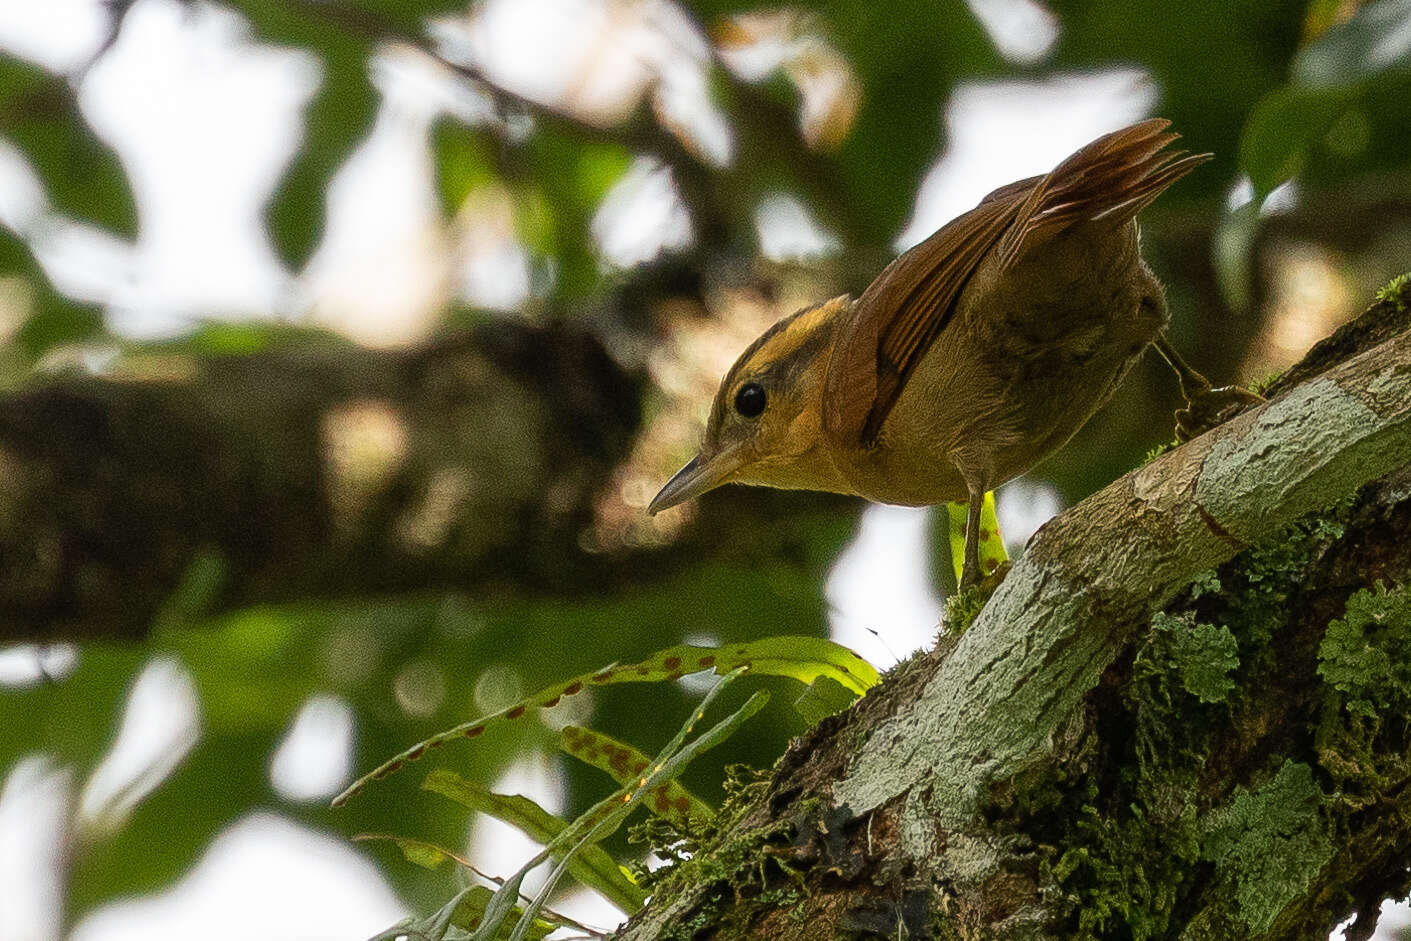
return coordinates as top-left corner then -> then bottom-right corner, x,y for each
649,294 -> 855,514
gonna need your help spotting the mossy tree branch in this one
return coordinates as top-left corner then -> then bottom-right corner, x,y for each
619,282 -> 1411,940
836,315 -> 1411,822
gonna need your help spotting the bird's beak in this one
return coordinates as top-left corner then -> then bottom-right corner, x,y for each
648,448 -> 744,515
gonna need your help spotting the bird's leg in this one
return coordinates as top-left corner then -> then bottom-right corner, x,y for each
961,475 -> 989,590
1152,333 -> 1211,401
1152,334 -> 1264,441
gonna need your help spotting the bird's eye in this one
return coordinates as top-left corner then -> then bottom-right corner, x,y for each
734,382 -> 766,418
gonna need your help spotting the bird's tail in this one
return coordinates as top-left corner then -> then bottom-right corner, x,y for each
996,118 -> 1211,269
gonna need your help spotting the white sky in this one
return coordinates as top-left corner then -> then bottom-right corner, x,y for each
1,1 -> 1395,939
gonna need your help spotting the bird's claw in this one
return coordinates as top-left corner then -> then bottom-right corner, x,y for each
1174,385 -> 1265,442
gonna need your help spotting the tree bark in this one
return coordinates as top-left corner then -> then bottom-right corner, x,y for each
618,283 -> 1411,940
0,315 -> 853,645
0,322 -> 643,643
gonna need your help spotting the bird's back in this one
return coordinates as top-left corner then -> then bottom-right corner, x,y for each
825,120 -> 1207,505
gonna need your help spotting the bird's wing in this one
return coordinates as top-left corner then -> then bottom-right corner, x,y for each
822,194 -> 1020,449
822,118 -> 1210,449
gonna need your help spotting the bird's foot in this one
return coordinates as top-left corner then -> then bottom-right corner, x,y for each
1174,385 -> 1265,442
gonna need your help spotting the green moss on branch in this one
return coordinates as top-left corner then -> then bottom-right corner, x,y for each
1000,491 -> 1411,941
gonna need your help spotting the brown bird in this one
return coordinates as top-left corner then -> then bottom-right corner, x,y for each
649,119 -> 1260,587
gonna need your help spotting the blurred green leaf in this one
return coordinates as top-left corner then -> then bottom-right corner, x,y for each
1240,85 -> 1353,192
824,0 -> 996,243
1293,0 -> 1411,88
151,552 -> 228,632
1239,0 -> 1411,194
133,319 -> 353,357
432,121 -> 498,216
168,606 -> 316,732
8,298 -> 105,362
228,1 -> 382,268
316,0 -> 471,36
0,646 -> 145,775
0,228 -> 105,361
1212,201 -> 1260,313
0,54 -> 138,235
65,728 -> 276,918
1053,0 -> 1306,203
224,0 -> 500,267
519,132 -> 632,296
423,769 -> 648,914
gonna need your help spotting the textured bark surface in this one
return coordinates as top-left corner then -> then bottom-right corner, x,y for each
618,285 -> 1411,940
